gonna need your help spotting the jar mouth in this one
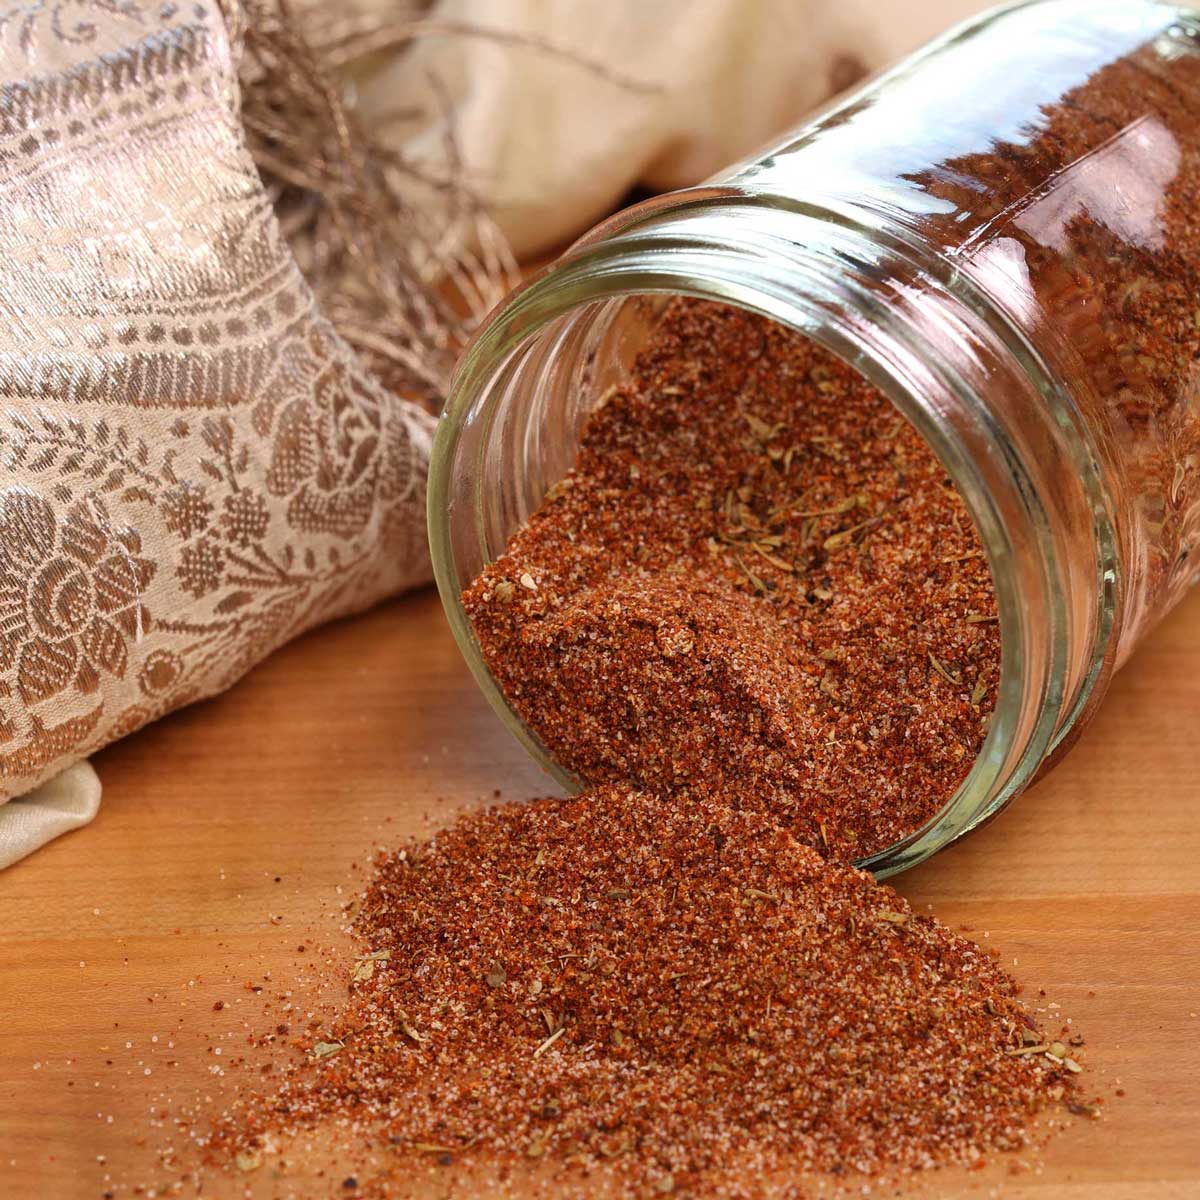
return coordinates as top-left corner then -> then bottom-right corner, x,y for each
429,196 -> 1117,878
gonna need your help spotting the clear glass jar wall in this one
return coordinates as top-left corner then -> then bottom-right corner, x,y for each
429,0 -> 1200,875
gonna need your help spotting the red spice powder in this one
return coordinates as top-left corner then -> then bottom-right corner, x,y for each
908,45 -> 1200,647
208,785 -> 1083,1198
465,298 -> 1000,860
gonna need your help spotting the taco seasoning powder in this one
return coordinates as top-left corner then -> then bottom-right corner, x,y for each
465,298 -> 1000,860
189,306 -> 1101,1199
208,785 -> 1086,1198
189,304 -> 1096,1200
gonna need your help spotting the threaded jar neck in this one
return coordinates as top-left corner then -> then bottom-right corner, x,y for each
429,194 -> 1117,877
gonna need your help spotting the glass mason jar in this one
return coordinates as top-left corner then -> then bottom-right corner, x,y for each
428,0 -> 1200,877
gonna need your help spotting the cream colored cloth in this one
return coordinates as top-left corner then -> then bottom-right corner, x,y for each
353,0 -> 989,257
0,0 -> 433,864
0,762 -> 101,870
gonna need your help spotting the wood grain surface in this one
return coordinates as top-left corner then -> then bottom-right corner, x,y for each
1,585 -> 1197,1199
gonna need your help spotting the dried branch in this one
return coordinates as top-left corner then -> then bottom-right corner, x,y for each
314,15 -> 659,93
222,0 -> 654,412
228,0 -> 519,413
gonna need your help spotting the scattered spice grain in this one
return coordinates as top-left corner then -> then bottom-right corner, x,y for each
465,299 -> 1000,860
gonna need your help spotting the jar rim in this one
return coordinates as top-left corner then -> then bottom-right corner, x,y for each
429,195 -> 1118,877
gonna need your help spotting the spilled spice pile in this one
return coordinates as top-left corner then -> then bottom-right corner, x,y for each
209,785 -> 1087,1197
465,299 -> 1000,860
190,305 -> 1095,1198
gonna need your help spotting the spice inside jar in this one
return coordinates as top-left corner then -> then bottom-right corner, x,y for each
465,298 -> 1000,861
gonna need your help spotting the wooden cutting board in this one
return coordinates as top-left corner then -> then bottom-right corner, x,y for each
1,585 -> 1197,1198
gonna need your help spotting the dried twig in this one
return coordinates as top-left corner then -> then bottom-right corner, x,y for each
312,15 -> 659,93
225,0 -> 520,412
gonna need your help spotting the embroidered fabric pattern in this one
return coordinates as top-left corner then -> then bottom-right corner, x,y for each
0,1 -> 433,805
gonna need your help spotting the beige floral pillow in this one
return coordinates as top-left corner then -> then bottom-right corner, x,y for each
0,0 -> 433,863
